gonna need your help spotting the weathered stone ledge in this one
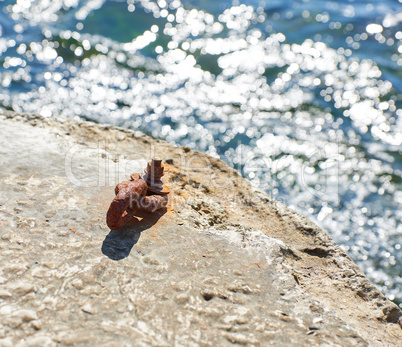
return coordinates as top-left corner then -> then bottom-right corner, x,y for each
0,111 -> 400,346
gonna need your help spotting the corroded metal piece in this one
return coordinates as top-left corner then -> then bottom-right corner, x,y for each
106,158 -> 170,230
106,179 -> 148,230
141,158 -> 170,195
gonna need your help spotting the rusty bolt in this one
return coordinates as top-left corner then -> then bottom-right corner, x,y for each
140,158 -> 170,195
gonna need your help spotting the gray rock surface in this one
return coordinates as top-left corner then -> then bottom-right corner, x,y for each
0,111 -> 401,346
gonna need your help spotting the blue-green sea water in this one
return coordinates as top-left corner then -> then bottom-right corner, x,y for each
0,0 -> 401,306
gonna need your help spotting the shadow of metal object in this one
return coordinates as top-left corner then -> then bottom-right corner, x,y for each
101,208 -> 166,261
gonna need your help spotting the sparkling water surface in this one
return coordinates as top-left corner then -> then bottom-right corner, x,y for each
0,0 -> 401,306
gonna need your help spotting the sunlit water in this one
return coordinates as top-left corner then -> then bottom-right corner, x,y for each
0,0 -> 401,306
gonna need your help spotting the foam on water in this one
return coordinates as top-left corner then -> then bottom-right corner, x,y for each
0,0 -> 401,305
